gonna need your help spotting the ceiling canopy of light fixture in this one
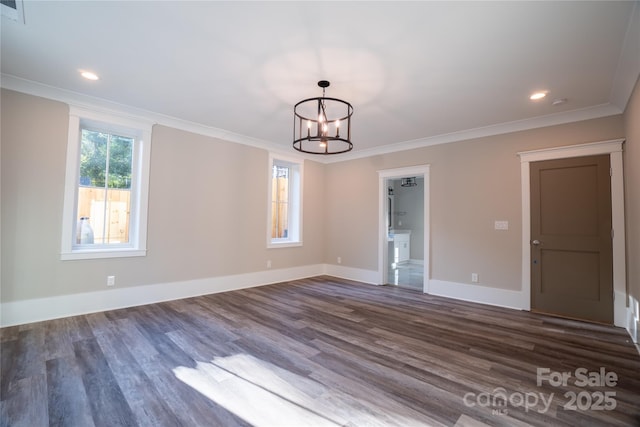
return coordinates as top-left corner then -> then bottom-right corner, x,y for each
293,80 -> 353,155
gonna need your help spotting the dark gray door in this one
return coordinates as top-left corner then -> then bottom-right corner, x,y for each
530,155 -> 613,324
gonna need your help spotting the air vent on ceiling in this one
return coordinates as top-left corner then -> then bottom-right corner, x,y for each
1,0 -> 24,23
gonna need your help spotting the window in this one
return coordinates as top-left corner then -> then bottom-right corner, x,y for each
267,154 -> 303,247
61,107 -> 152,260
1,0 -> 24,23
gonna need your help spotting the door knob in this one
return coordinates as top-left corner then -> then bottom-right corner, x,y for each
532,239 -> 541,245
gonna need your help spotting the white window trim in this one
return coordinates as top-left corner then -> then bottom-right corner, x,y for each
267,153 -> 303,248
60,106 -> 153,260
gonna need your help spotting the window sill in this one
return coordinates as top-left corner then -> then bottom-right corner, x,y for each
61,248 -> 147,261
267,241 -> 303,249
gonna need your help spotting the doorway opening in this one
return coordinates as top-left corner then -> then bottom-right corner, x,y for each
378,165 -> 430,292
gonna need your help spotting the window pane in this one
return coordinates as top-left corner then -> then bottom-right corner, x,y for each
106,135 -> 133,244
271,165 -> 289,239
108,135 -> 133,189
80,129 -> 107,187
77,129 -> 133,245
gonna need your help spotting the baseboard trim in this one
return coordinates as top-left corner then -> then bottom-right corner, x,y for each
3,264 -> 637,348
615,290 -> 629,328
427,279 -> 526,310
0,264 -> 325,327
626,294 -> 640,346
323,264 -> 380,285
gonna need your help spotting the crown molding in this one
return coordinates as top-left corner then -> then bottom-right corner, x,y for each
0,74 -> 296,154
323,102 -> 623,164
610,1 -> 640,112
0,73 -> 627,166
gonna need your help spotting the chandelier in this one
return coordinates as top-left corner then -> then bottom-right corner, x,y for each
293,80 -> 353,154
401,177 -> 417,187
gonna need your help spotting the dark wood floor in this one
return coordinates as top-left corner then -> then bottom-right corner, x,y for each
1,276 -> 639,427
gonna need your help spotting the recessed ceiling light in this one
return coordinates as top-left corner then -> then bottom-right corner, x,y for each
529,91 -> 547,101
80,71 -> 99,81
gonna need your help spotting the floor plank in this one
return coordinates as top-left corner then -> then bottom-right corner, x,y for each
1,276 -> 639,426
46,356 -> 95,427
72,338 -> 137,426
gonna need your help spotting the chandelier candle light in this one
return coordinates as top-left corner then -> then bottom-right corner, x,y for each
293,80 -> 353,154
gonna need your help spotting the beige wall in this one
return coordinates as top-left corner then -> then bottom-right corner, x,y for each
2,90 -> 70,300
624,76 -> 640,306
0,86 -> 632,307
1,89 -> 325,302
325,115 -> 625,290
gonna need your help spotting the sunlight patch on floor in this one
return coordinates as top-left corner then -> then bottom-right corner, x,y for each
173,353 -> 431,427
174,354 -> 341,426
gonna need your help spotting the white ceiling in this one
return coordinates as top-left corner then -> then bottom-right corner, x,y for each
2,1 -> 639,159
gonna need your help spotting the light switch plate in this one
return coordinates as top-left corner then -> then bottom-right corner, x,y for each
494,220 -> 509,230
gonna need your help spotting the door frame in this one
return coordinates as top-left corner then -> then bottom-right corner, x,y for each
377,165 -> 430,291
518,139 -> 626,327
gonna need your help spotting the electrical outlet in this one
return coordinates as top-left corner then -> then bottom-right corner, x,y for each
267,260 -> 272,269
107,275 -> 115,287
337,257 -> 342,264
471,273 -> 479,283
